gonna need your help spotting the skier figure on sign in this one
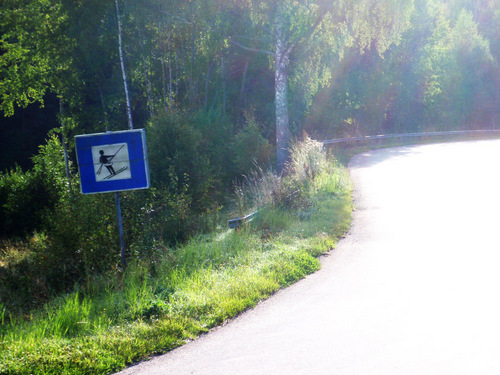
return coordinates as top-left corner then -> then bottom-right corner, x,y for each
99,150 -> 116,176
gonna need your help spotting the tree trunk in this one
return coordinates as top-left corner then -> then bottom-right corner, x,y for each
138,27 -> 153,118
161,54 -> 167,108
59,99 -> 72,191
221,55 -> 226,114
115,0 -> 133,130
168,37 -> 174,109
204,62 -> 212,109
274,19 -> 292,174
99,87 -> 109,131
239,57 -> 250,104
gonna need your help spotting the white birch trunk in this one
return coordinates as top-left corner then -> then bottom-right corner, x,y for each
274,18 -> 292,174
115,0 -> 133,130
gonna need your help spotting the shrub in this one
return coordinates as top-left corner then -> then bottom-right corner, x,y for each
0,167 -> 39,237
124,181 -> 194,252
0,135 -> 68,238
147,111 -> 218,212
230,116 -> 273,176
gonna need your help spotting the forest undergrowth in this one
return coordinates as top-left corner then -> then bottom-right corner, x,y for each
0,138 -> 352,375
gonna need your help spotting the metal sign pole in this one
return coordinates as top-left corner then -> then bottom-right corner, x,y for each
115,192 -> 126,268
75,129 -> 150,269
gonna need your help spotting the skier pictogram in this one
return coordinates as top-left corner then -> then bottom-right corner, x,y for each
96,145 -> 128,179
97,150 -> 116,176
92,142 -> 132,183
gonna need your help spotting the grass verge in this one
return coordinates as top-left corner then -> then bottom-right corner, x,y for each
0,141 -> 352,375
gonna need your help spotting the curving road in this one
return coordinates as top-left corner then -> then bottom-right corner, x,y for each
117,140 -> 500,375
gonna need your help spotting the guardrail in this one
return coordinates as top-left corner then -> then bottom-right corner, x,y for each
321,129 -> 500,146
228,128 -> 500,228
228,211 -> 258,229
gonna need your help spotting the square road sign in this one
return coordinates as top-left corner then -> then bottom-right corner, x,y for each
75,129 -> 150,194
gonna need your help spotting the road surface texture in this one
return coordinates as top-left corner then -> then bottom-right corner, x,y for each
117,140 -> 500,375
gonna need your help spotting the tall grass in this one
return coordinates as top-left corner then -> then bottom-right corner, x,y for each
0,139 -> 352,375
233,166 -> 281,214
233,138 -> 338,214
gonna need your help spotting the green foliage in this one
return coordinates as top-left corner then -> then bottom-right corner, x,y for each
0,0 -> 499,369
125,185 -> 193,251
230,115 -> 273,176
3,0 -> 499,175
305,0 -> 500,138
147,111 -> 219,210
233,166 -> 281,216
44,292 -> 92,338
0,135 -> 67,237
262,249 -> 320,287
0,167 -> 37,236
41,192 -> 119,285
0,140 -> 352,374
174,230 -> 261,272
416,4 -> 495,129
287,138 -> 328,187
234,138 -> 338,214
0,0 -> 74,116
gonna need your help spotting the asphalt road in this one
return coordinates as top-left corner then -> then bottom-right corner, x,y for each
117,140 -> 500,375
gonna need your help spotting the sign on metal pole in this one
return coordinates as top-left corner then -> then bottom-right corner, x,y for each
75,129 -> 150,194
75,129 -> 150,268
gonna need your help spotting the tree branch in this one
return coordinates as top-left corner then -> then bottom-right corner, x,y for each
294,8 -> 330,52
229,38 -> 274,55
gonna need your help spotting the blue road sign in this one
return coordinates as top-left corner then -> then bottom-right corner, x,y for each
75,129 -> 150,194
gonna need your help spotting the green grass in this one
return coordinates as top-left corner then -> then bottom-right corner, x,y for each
0,146 -> 352,375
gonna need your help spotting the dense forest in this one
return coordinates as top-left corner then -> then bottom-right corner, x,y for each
0,0 -> 498,309
1,0 -> 498,171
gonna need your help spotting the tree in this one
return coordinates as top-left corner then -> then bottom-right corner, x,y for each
0,0 -> 73,116
230,0 -> 413,172
417,1 -> 495,129
115,0 -> 133,129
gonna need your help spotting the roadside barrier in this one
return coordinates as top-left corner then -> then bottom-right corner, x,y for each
228,211 -> 258,229
321,129 -> 500,146
228,128 -> 500,228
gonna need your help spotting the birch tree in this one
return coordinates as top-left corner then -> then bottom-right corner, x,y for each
115,0 -> 133,129
231,0 -> 413,172
230,0 -> 331,172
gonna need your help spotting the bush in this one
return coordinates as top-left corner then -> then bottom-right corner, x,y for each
0,135 -> 68,238
0,167 -> 39,237
230,116 -> 273,176
124,181 -> 194,252
147,111 -> 219,212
